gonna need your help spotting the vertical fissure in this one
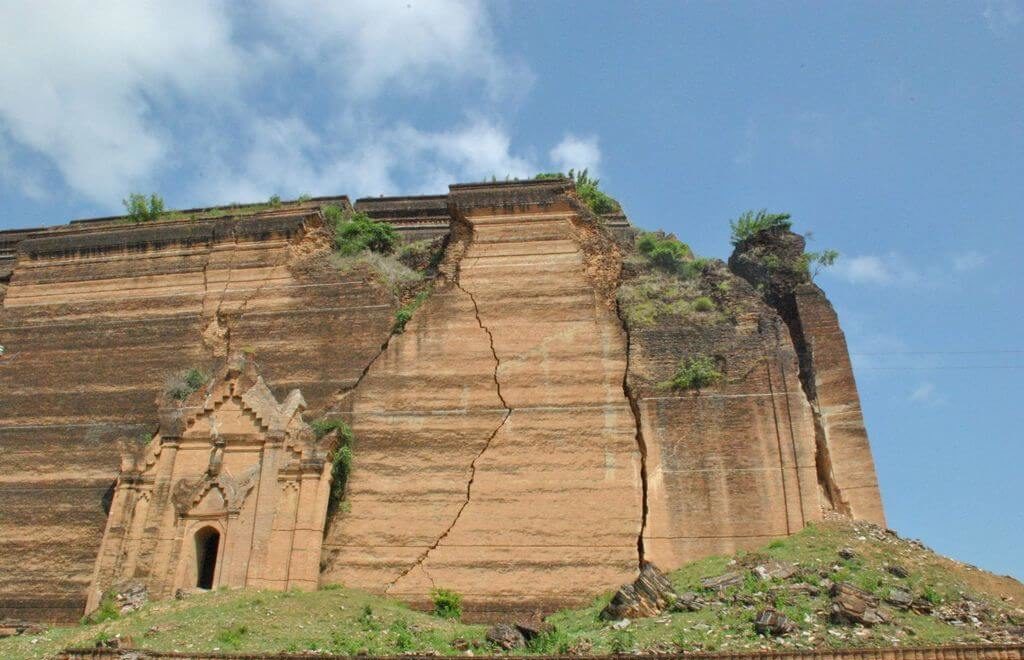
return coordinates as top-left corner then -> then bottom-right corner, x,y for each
615,297 -> 648,569
383,252 -> 512,593
763,355 -> 792,536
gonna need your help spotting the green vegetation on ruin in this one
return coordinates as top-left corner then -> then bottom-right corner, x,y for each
118,192 -> 329,225
393,288 -> 432,333
122,193 -> 165,223
322,206 -> 442,336
164,367 -> 208,401
535,168 -> 621,215
327,208 -> 398,257
6,518 -> 1020,659
310,418 -> 355,511
663,355 -> 722,390
430,588 -> 463,621
729,209 -> 794,246
617,230 -> 727,329
729,209 -> 840,282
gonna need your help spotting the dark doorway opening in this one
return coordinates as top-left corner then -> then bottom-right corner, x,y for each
194,527 -> 220,589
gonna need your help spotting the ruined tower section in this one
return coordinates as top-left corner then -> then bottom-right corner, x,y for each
728,229 -> 885,524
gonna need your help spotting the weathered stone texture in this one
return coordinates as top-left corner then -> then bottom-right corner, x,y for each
323,188 -> 642,618
626,272 -> 824,569
0,212 -> 396,621
793,284 -> 885,522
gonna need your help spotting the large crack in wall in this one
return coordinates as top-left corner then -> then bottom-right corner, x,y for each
615,297 -> 649,569
327,200 -> 645,612
383,250 -> 513,593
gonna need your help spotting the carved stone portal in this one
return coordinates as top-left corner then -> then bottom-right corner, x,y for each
85,354 -> 336,614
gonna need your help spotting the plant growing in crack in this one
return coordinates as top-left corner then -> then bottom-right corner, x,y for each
327,209 -> 398,256
311,418 -> 355,512
393,288 -> 432,334
122,193 -> 165,223
729,209 -> 793,245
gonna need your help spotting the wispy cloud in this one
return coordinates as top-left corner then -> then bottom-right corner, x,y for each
254,0 -> 531,100
829,253 -> 921,286
549,135 -> 602,176
952,250 -> 988,272
193,117 -> 572,206
0,2 -> 547,210
982,0 -> 1022,35
0,2 -> 244,204
909,381 -> 946,406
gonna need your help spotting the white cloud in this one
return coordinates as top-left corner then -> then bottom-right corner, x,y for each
982,0 -> 1022,35
0,1 -> 535,208
909,381 -> 946,406
830,253 -> 920,286
952,250 -> 988,272
195,117 -> 544,205
257,0 -> 529,99
0,1 -> 244,205
549,135 -> 602,176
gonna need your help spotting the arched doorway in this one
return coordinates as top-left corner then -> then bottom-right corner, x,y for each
194,527 -> 220,589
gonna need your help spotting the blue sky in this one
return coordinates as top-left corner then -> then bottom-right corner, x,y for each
1,2 -> 1021,578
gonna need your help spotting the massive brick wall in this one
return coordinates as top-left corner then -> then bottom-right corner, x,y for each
0,211 -> 398,622
0,181 -> 884,623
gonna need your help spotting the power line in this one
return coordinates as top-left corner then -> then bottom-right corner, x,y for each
851,350 -> 1024,356
856,365 -> 1024,370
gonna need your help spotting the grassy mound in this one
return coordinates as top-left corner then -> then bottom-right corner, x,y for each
4,518 -> 1021,658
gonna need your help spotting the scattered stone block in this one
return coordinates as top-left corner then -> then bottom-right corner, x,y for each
830,582 -> 892,626
887,564 -> 910,578
113,582 -> 148,615
755,608 -> 797,636
701,570 -> 745,591
600,562 -> 678,620
513,619 -> 553,641
672,591 -> 705,612
838,547 -> 857,560
486,623 -> 525,650
753,560 -> 798,581
885,588 -> 914,610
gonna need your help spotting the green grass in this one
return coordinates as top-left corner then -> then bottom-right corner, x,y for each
617,272 -> 726,329
5,519 -> 1021,659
